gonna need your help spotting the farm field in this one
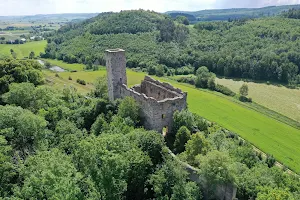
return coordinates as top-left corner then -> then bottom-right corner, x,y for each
0,40 -> 47,59
44,62 -> 300,172
216,78 -> 300,122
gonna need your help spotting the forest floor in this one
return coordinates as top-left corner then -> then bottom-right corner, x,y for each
42,61 -> 300,172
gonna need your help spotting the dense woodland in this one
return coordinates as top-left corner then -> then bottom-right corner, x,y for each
43,9 -> 300,85
1,58 -> 300,199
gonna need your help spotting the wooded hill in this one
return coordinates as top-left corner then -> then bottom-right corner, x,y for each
43,9 -> 300,85
167,4 -> 300,21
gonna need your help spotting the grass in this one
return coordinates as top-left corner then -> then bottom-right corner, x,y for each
157,78 -> 300,172
216,78 -> 300,122
41,59 -> 87,71
43,61 -> 300,172
44,69 -> 145,94
0,40 -> 47,59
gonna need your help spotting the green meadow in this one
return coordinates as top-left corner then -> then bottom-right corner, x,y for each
44,64 -> 300,172
0,40 -> 47,59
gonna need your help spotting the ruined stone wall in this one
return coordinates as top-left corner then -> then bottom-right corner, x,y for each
140,80 -> 179,101
120,81 -> 187,133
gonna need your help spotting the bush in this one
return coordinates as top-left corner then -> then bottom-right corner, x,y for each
68,76 -> 72,80
215,84 -> 236,96
76,79 -> 86,85
55,73 -> 60,78
177,76 -> 196,85
239,95 -> 252,102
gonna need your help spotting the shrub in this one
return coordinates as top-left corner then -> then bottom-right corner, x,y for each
215,84 -> 236,96
55,73 -> 60,78
68,76 -> 72,80
239,95 -> 252,102
76,79 -> 86,85
177,76 -> 196,85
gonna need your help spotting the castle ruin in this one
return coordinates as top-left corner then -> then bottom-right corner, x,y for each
105,49 -> 187,133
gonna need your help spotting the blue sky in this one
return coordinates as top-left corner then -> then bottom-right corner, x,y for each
1,0 -> 300,16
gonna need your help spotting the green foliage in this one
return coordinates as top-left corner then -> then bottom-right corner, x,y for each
0,105 -> 48,155
90,114 -> 108,136
172,110 -> 195,133
0,59 -> 44,94
283,8 -> 300,19
128,129 -> 165,165
117,96 -> 140,125
92,76 -> 108,99
239,83 -> 249,97
197,151 -> 236,199
174,126 -> 191,154
215,84 -> 236,96
195,66 -> 215,89
266,154 -> 276,168
14,149 -> 82,200
175,16 -> 190,25
256,187 -> 294,200
185,133 -> 210,165
150,159 -> 202,200
76,78 -> 86,85
88,10 -> 163,35
0,135 -> 15,197
28,51 -> 35,59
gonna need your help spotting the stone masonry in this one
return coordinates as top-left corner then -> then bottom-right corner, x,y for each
105,49 -> 187,133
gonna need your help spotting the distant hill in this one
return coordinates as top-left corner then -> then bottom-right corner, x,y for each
167,4 -> 300,21
0,13 -> 99,23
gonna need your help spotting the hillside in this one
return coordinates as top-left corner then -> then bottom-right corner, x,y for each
167,4 -> 300,21
44,10 -> 300,85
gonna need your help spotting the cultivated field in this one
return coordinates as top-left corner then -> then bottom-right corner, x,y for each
43,61 -> 300,172
216,78 -> 300,122
0,40 -> 47,59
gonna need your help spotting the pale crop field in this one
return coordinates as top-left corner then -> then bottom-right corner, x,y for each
216,78 -> 300,122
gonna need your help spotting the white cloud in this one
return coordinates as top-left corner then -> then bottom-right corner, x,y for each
0,0 -> 299,16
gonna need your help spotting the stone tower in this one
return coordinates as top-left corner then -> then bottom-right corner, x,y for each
105,49 -> 127,101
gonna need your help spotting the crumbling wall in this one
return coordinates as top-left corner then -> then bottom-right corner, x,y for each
120,78 -> 187,133
140,80 -> 179,101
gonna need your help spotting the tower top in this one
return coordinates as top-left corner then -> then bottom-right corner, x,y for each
105,49 -> 125,53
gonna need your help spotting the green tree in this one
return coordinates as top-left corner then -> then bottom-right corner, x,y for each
2,83 -> 35,109
185,132 -> 210,165
239,83 -> 249,97
197,150 -> 236,199
0,105 -> 48,154
175,16 -> 190,25
172,110 -> 195,134
150,159 -> 202,200
29,51 -> 35,59
155,64 -> 165,77
256,187 -> 294,200
14,149 -> 82,200
117,96 -> 140,125
195,66 -> 215,89
92,76 -> 108,99
91,114 -> 108,135
174,126 -> 191,153
0,135 -> 15,197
